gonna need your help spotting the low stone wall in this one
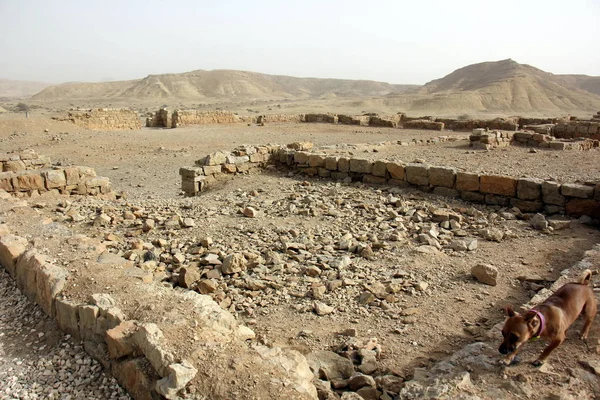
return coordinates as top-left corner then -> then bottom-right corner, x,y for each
0,211 -> 318,400
403,120 -> 444,131
469,129 -> 514,149
172,110 -> 251,127
304,113 -> 337,123
513,131 -> 598,150
68,108 -> 142,131
1,149 -> 51,172
437,117 -> 519,132
0,166 -> 111,197
182,143 -> 600,218
553,120 -> 600,140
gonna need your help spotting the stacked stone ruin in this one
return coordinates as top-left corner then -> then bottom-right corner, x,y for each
0,150 -> 111,196
67,108 -> 142,131
181,143 -> 600,219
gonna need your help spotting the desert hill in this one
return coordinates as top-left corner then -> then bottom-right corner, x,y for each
32,69 -> 418,102
558,74 -> 600,96
404,59 -> 600,114
0,78 -> 51,98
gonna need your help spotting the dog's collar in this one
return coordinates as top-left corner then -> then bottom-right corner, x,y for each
530,309 -> 546,340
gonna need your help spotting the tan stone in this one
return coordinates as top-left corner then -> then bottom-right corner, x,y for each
372,161 -> 387,177
111,358 -> 157,400
133,323 -> 175,376
106,320 -> 138,359
405,164 -> 429,186
456,172 -> 480,192
35,263 -> 68,316
44,170 -> 66,189
12,172 -> 45,192
386,163 -> 405,180
55,298 -> 81,339
349,159 -> 373,174
325,157 -> 339,171
0,234 -> 28,277
479,175 -> 516,197
428,166 -> 456,188
308,154 -> 326,168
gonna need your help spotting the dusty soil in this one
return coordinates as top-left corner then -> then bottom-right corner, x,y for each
2,113 -> 600,399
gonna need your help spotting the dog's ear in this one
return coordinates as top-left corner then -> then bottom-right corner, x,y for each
524,311 -> 539,329
504,305 -> 516,317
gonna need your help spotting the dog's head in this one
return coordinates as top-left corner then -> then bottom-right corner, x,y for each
498,305 -> 541,355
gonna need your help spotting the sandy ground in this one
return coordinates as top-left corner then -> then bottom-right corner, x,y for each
2,113 -> 600,399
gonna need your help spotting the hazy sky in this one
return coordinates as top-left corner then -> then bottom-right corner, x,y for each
1,0 -> 599,84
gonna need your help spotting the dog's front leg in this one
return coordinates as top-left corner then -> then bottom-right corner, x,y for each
533,337 -> 564,366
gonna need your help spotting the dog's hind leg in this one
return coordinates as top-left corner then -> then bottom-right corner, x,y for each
580,300 -> 597,340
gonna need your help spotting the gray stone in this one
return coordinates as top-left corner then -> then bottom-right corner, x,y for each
542,181 -> 566,205
530,213 -> 548,230
307,350 -> 355,381
561,183 -> 594,199
517,178 -> 543,200
348,373 -> 376,391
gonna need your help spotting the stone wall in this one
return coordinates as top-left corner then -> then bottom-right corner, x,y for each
0,213 -> 317,400
0,166 -> 111,197
553,120 -> 600,140
436,117 -> 519,132
172,110 -> 251,127
182,143 -> 600,219
68,108 -> 142,131
403,120 -> 444,131
469,129 -> 515,149
1,149 -> 51,172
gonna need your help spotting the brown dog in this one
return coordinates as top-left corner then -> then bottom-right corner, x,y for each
499,269 -> 596,366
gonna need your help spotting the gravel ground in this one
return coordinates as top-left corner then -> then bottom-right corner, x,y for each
0,268 -> 130,400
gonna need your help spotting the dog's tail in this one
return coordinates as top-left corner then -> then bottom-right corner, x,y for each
578,269 -> 593,285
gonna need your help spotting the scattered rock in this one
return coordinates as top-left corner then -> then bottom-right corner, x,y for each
471,264 -> 498,286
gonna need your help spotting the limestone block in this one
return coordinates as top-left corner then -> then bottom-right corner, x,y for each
516,178 -> 543,200
325,157 -> 339,171
15,250 -> 46,302
372,161 -> 387,177
12,172 -> 45,192
0,172 -> 13,191
4,160 -> 26,172
79,304 -> 100,342
106,320 -> 138,359
461,191 -> 485,203
542,181 -> 566,205
561,183 -> 594,199
307,154 -> 326,168
565,199 -> 600,218
133,323 -> 175,377
349,159 -> 373,174
362,175 -> 386,185
428,166 -> 456,188
405,164 -> 429,186
479,175 -> 516,197
199,151 -> 227,166
35,263 -> 68,316
44,170 -> 66,189
0,234 -> 28,277
64,167 -> 82,185
386,162 -> 405,180
294,151 -> 310,165
202,165 -> 222,175
510,198 -> 543,213
111,358 -> 160,400
155,361 -> 198,399
55,298 -> 81,339
338,158 -> 350,172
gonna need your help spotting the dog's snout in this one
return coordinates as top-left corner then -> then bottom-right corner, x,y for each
498,345 -> 509,355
